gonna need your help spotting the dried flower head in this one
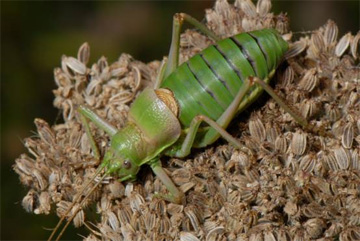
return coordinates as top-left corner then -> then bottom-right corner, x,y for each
14,0 -> 360,240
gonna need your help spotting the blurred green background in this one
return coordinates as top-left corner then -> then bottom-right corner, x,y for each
1,1 -> 358,240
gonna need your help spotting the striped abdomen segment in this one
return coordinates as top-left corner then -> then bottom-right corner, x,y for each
160,28 -> 288,127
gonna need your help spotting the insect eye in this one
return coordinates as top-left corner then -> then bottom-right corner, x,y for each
123,160 -> 132,169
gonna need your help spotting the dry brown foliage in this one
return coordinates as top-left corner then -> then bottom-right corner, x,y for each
14,0 -> 360,240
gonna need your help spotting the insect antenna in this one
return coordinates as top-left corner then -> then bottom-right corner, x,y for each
54,172 -> 108,241
47,164 -> 106,241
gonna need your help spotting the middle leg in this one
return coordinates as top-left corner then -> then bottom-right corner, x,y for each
173,77 -> 255,158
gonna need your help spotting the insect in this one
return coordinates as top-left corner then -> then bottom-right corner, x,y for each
49,13 -> 308,241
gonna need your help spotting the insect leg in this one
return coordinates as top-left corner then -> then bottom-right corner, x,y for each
172,77 -> 254,158
253,77 -> 309,128
197,77 -> 254,148
149,157 -> 184,204
154,57 -> 168,89
174,114 -> 253,158
78,109 -> 100,160
78,105 -> 118,136
164,13 -> 220,78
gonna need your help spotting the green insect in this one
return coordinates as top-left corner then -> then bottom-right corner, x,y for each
49,13 -> 308,241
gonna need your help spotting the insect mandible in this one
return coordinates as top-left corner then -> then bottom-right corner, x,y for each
49,12 -> 309,241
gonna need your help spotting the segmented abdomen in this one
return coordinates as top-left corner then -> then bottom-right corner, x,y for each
160,28 -> 288,127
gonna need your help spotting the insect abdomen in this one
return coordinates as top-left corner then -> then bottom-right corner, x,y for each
160,28 -> 288,127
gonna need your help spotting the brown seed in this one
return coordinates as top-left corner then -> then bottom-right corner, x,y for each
117,206 -> 132,226
206,226 -> 225,241
159,216 -> 171,233
256,0 -> 271,16
204,220 -> 219,234
350,31 -> 360,59
299,154 -> 316,173
265,122 -> 280,144
301,99 -> 320,119
322,152 -> 339,171
14,155 -> 35,176
325,104 -> 342,122
275,135 -> 287,154
285,39 -> 307,59
34,119 -> 56,147
298,68 -> 318,92
311,31 -> 325,53
249,116 -> 266,143
64,56 -> 87,75
342,122 -> 354,149
77,42 -> 90,65
54,67 -> 72,88
279,65 -> 295,88
22,189 -> 36,213
332,120 -> 345,138
144,211 -> 156,230
291,131 -> 307,155
324,20 -> 338,47
335,32 -> 352,57
96,56 -> 108,73
73,207 -> 84,228
129,193 -> 145,213
184,206 -> 200,232
98,195 -> 112,213
334,147 -> 350,170
239,0 -> 257,17
32,169 -> 48,191
106,211 -> 120,231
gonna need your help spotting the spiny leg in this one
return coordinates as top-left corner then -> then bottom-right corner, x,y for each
163,13 -> 220,79
252,77 -> 309,128
150,158 -> 184,204
174,115 -> 251,158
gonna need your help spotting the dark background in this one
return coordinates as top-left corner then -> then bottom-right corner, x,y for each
1,1 -> 359,240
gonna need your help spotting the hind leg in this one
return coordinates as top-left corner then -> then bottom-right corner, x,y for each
156,13 -> 220,87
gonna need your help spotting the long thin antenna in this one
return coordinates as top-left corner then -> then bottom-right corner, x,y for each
55,172 -> 108,241
47,165 -> 106,241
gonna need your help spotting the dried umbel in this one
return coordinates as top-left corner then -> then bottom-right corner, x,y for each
14,0 -> 360,240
